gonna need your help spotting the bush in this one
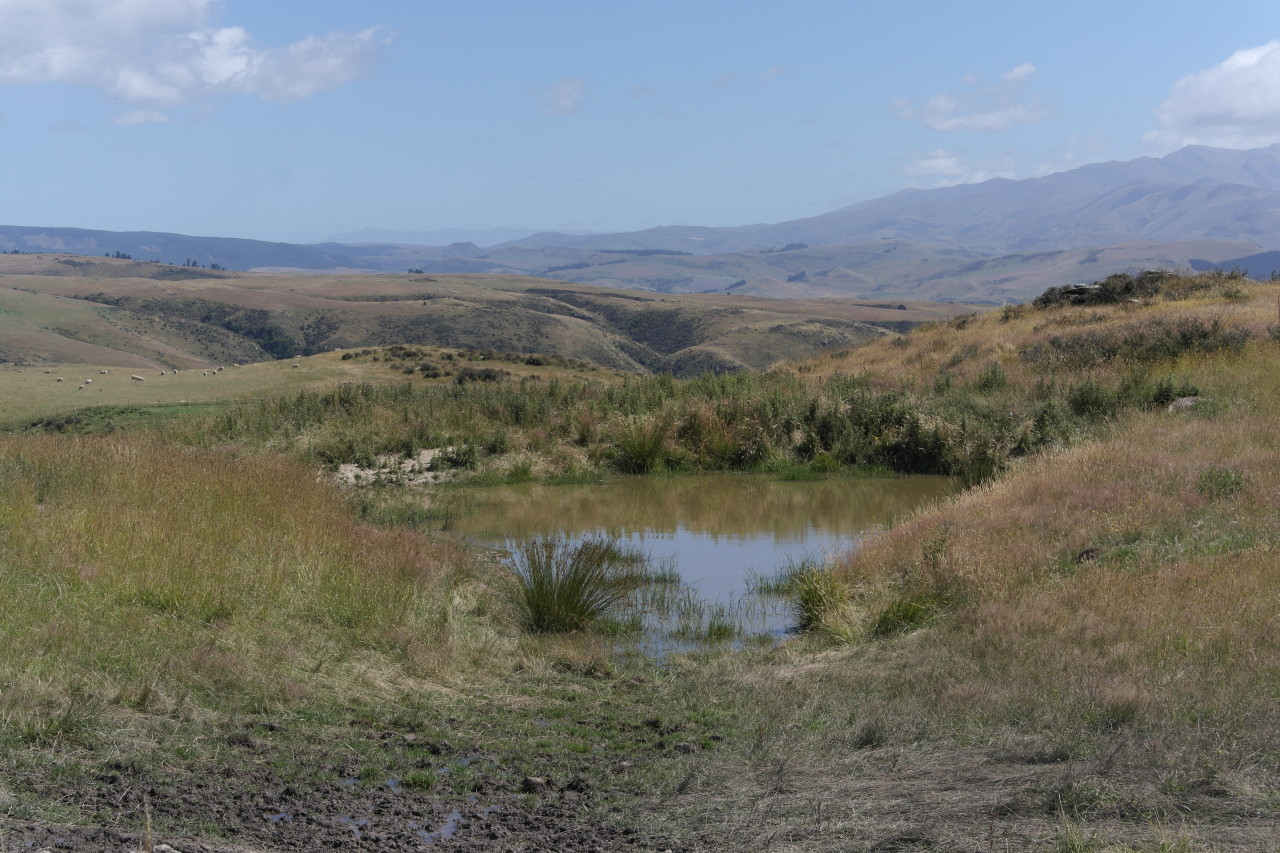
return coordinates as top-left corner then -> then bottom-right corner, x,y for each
1197,466 -> 1245,500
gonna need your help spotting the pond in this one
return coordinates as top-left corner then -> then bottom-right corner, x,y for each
444,473 -> 956,641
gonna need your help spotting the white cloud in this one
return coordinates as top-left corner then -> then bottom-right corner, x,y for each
0,0 -> 389,120
895,63 -> 1053,131
536,76 -> 588,116
899,148 -> 1018,185
1146,41 -> 1280,150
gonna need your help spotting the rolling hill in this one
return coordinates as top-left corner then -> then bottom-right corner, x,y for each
0,254 -> 970,376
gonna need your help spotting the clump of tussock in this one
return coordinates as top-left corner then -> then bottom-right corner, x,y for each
505,537 -> 644,633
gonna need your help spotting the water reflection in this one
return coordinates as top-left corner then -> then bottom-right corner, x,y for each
448,473 -> 955,604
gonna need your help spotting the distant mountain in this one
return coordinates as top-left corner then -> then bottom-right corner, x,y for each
0,225 -> 363,271
4,144 -> 1280,301
491,144 -> 1280,255
322,227 -> 564,248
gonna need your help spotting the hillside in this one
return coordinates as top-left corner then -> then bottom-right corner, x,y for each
0,253 -> 968,378
0,269 -> 1277,851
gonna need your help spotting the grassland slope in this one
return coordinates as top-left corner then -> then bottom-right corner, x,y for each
0,253 -> 968,377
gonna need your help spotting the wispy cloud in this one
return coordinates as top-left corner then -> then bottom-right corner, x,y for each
0,0 -> 390,123
760,66 -> 792,85
629,84 -> 656,100
711,72 -> 738,90
899,148 -> 1018,185
1146,41 -> 1280,150
894,63 -> 1053,131
111,109 -> 172,127
535,76 -> 589,116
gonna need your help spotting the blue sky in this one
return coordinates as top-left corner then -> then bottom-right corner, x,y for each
2,0 -> 1279,244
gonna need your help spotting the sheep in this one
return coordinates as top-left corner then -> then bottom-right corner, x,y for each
76,385 -> 84,390
202,371 -> 207,376
159,371 -> 166,376
292,363 -> 300,369
99,370 -> 109,374
56,377 -> 63,382
84,379 -> 92,384
131,375 -> 145,382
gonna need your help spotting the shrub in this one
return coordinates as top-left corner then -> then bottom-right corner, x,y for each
972,361 -> 1008,393
1066,379 -> 1117,420
1197,466 -> 1244,500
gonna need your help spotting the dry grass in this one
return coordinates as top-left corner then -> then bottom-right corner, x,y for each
781,275 -> 1280,745
0,434 -> 511,735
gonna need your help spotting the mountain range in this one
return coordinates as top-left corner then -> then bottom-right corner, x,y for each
5,144 -> 1280,302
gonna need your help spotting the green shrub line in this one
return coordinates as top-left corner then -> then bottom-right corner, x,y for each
174,358 -> 1209,487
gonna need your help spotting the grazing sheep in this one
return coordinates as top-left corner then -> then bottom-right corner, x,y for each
131,375 -> 145,382
56,377 -> 63,382
202,371 -> 207,376
292,363 -> 299,368
76,385 -> 84,390
84,379 -> 92,384
99,369 -> 109,374
160,371 -> 166,376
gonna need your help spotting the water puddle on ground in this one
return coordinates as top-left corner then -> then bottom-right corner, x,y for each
443,472 -> 955,643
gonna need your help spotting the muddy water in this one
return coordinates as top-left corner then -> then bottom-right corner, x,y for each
448,473 -> 955,604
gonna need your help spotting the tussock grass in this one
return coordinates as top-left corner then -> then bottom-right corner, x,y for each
791,275 -> 1280,749
505,537 -> 645,633
0,434 -> 507,739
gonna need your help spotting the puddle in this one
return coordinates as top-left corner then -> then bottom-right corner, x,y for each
416,809 -> 463,842
443,473 -> 956,638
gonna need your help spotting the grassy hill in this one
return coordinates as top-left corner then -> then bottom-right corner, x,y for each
0,253 -> 967,379
0,267 -> 1276,850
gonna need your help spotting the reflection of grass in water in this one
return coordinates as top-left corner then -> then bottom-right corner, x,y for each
351,488 -> 479,533
747,553 -> 826,596
502,535 -> 811,649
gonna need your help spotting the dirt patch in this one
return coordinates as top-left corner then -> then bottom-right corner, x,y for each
1,757 -> 685,853
334,448 -> 450,487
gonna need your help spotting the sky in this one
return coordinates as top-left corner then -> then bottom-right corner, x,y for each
2,0 -> 1280,244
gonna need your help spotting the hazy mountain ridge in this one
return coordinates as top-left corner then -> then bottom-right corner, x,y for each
3,144 -> 1279,301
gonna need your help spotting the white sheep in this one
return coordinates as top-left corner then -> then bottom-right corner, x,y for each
56,377 -> 63,382
99,370 -> 109,374
131,375 -> 145,382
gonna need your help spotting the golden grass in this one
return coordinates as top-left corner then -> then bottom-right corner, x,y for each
0,435 -> 511,727
801,280 -> 1280,742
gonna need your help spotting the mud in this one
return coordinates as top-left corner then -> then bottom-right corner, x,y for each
1,762 -> 686,852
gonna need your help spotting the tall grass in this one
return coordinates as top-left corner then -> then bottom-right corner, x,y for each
0,434 -> 502,734
505,537 -> 645,632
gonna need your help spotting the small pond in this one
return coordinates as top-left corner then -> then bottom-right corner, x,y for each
445,473 -> 956,641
